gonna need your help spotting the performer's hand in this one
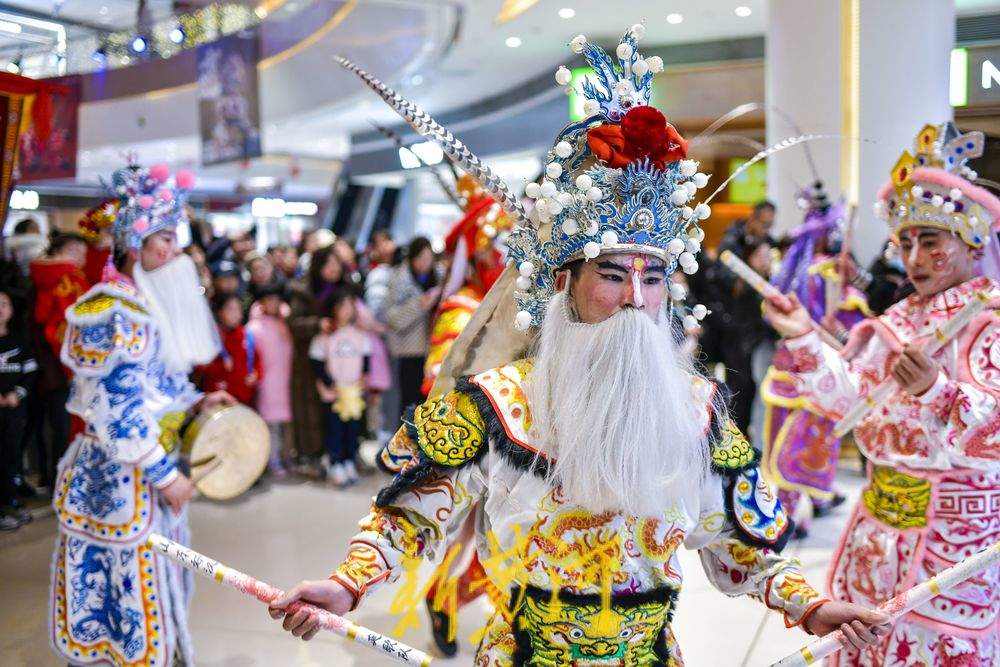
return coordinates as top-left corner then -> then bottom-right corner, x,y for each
268,579 -> 355,641
804,601 -> 890,649
836,253 -> 859,283
763,293 -> 812,339
890,345 -> 939,396
161,474 -> 195,515
199,390 -> 236,412
246,372 -> 259,387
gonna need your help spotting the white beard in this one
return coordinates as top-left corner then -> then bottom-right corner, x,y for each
525,289 -> 712,517
133,253 -> 220,375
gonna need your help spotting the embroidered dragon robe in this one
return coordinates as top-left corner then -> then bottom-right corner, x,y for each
783,276 -> 1000,666
336,360 -> 826,666
49,278 -> 202,666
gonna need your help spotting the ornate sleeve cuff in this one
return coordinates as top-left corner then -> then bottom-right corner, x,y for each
764,570 -> 828,629
143,451 -> 178,489
329,540 -> 393,610
915,372 -> 958,424
781,331 -> 824,373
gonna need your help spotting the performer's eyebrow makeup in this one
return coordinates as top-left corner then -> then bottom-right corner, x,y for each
596,259 -> 666,274
596,260 -> 628,273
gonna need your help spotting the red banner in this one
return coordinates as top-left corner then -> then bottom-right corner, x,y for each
17,75 -> 80,182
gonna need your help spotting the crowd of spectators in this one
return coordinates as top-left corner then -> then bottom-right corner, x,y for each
0,215 -> 447,530
0,199 -> 911,530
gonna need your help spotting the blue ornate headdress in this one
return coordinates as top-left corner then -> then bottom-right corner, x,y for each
108,160 -> 195,250
337,23 -> 712,331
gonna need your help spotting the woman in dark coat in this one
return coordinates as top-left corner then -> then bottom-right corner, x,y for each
287,246 -> 346,462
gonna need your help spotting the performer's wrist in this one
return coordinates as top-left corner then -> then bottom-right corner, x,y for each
327,573 -> 362,611
784,327 -> 820,345
144,451 -> 179,489
797,598 -> 833,635
913,371 -> 949,402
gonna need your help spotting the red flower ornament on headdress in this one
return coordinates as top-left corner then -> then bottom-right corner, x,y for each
587,106 -> 688,171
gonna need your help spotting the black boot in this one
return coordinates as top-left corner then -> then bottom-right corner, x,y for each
813,493 -> 847,518
426,598 -> 457,657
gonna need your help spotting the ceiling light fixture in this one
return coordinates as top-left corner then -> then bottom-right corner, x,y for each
0,19 -> 21,34
505,36 -> 522,48
666,13 -> 683,24
169,26 -> 185,44
10,190 -> 39,211
130,35 -> 148,54
92,46 -> 107,64
5,60 -> 19,74
734,5 -> 751,17
284,201 -> 319,216
558,7 -> 575,19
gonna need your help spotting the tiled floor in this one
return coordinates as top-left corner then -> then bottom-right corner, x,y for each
0,464 -> 864,666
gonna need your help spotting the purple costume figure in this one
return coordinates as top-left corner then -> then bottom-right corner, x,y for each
760,183 -> 872,536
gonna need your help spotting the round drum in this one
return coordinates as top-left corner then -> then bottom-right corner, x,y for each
181,404 -> 269,500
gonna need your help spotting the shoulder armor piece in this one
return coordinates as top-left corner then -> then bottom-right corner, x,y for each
711,419 -> 757,472
728,467 -> 792,551
62,282 -> 154,375
413,389 -> 486,466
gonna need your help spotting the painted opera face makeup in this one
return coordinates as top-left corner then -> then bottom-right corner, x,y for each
568,253 -> 667,324
898,227 -> 979,297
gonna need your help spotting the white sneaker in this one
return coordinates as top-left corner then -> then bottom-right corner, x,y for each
343,460 -> 358,483
329,463 -> 348,486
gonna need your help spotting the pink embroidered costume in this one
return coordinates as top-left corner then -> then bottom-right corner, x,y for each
782,123 -> 1000,666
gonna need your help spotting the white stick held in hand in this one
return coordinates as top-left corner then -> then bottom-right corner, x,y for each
770,541 -> 1000,667
719,249 -> 844,351
147,533 -> 433,667
832,290 -> 990,437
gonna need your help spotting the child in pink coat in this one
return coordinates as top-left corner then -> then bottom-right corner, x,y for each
309,289 -> 371,487
247,284 -> 293,477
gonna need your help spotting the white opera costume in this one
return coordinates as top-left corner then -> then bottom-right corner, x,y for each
49,162 -> 212,666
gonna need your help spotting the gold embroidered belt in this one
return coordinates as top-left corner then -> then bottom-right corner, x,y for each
510,585 -> 676,666
863,466 -> 931,530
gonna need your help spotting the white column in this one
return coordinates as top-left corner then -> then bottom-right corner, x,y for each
853,0 -> 955,264
765,0 -> 843,237
766,0 -> 955,264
